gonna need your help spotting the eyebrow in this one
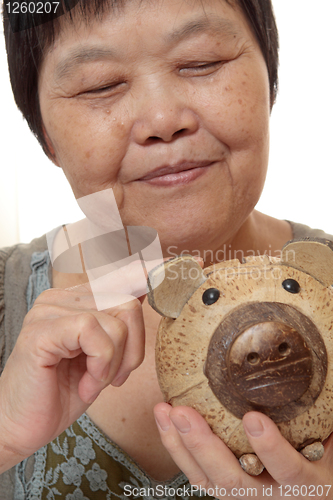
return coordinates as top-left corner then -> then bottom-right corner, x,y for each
54,16 -> 241,82
55,47 -> 119,82
166,17 -> 241,44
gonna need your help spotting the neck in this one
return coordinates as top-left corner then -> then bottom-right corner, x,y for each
200,211 -> 293,268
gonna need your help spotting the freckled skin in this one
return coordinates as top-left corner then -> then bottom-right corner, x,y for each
38,0 -> 274,257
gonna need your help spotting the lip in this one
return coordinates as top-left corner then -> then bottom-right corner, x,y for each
138,161 -> 215,186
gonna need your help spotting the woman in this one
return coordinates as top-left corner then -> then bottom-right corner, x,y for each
1,0 -> 333,498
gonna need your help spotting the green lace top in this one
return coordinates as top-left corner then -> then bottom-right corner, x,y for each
16,413 -> 194,500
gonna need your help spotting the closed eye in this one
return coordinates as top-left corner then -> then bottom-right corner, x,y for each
83,81 -> 126,95
88,86 -> 114,94
179,60 -> 225,75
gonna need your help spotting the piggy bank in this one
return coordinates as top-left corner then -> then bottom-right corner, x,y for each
147,238 -> 333,475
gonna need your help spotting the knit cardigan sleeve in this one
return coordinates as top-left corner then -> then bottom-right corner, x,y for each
0,246 -> 15,375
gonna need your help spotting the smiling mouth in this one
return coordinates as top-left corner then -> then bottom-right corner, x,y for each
138,161 -> 215,186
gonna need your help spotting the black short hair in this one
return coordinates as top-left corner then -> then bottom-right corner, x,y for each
2,0 -> 279,158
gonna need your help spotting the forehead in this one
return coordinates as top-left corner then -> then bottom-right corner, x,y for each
45,0 -> 251,63
52,0 -> 245,39
59,0 -> 239,20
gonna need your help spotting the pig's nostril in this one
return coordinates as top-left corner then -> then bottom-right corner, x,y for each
278,342 -> 291,356
247,352 -> 260,365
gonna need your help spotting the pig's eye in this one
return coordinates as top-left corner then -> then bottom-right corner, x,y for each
202,288 -> 220,305
282,279 -> 301,294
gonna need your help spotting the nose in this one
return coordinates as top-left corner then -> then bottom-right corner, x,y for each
131,82 -> 199,144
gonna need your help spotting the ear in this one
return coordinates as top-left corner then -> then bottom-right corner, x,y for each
281,238 -> 333,287
147,255 -> 206,318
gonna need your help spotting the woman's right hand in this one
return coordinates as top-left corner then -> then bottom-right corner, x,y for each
0,269 -> 146,472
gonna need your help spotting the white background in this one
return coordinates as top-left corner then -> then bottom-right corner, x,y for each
1,0 -> 333,247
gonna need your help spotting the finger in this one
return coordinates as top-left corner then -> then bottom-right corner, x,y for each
109,299 -> 145,386
155,404 -> 256,492
26,313 -> 127,401
154,403 -> 210,488
24,300 -> 144,387
169,406 -> 253,489
82,313 -> 127,384
243,412 -> 313,485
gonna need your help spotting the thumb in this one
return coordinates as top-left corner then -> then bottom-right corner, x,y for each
242,412 -> 310,485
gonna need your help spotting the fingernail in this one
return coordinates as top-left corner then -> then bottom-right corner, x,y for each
155,412 -> 170,431
243,415 -> 264,437
170,413 -> 191,433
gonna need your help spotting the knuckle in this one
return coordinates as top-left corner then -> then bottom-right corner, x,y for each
24,302 -> 50,322
23,307 -> 40,326
189,476 -> 211,491
130,297 -> 143,313
76,312 -> 100,332
116,318 -> 128,338
18,322 -> 53,359
34,288 -> 60,304
116,298 -> 143,318
35,329 -> 53,354
184,436 -> 206,455
20,316 -> 50,342
107,317 -> 128,344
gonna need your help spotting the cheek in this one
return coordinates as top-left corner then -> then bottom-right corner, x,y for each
199,62 -> 270,152
203,63 -> 270,207
209,65 -> 269,186
42,101 -> 129,197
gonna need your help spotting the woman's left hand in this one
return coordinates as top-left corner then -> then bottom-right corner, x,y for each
154,404 -> 333,499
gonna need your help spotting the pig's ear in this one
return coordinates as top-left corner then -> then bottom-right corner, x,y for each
281,238 -> 333,287
147,255 -> 206,318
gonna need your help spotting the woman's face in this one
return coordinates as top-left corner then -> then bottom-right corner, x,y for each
39,0 -> 270,254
